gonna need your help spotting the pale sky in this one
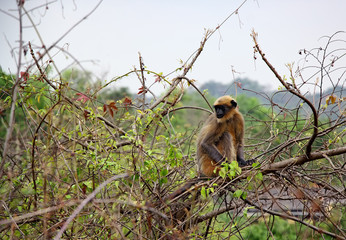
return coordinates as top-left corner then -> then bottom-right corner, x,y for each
1,0 -> 345,94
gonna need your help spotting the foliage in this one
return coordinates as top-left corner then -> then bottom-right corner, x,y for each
0,2 -> 345,240
0,68 -> 51,138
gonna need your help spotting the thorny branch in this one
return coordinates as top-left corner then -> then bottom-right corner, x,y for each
252,30 -> 319,159
53,173 -> 129,239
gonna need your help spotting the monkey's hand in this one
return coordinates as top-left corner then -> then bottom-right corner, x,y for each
216,154 -> 227,165
237,156 -> 255,167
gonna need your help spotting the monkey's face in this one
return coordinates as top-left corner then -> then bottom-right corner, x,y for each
214,105 -> 227,119
214,100 -> 237,119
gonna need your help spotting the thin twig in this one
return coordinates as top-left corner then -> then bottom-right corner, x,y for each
252,30 -> 319,158
0,4 -> 23,179
243,197 -> 346,239
53,173 -> 129,240
179,76 -> 214,111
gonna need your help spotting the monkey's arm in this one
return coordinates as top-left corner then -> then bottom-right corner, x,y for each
201,143 -> 225,164
236,145 -> 247,166
201,134 -> 225,164
235,133 -> 255,167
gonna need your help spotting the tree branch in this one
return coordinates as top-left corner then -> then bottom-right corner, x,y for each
262,146 -> 346,174
53,173 -> 129,240
251,30 -> 319,158
243,197 -> 346,239
0,4 -> 23,179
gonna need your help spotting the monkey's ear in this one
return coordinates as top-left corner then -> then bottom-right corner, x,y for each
231,100 -> 237,108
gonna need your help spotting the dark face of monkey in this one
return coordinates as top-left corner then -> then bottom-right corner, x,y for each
214,100 -> 237,119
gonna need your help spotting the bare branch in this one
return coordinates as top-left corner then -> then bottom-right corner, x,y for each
0,4 -> 23,178
252,30 -> 319,158
262,146 -> 346,174
53,173 -> 129,240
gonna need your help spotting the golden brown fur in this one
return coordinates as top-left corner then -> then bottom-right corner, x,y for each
197,96 -> 245,177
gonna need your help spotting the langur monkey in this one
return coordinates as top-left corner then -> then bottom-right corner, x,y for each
160,96 -> 252,223
197,95 -> 252,177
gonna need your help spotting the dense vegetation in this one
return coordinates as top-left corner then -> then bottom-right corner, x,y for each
0,2 -> 345,239
1,64 -> 345,239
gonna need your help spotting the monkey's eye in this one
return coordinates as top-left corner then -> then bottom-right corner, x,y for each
214,105 -> 225,111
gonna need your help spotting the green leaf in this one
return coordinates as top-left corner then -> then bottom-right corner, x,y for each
243,206 -> 254,218
252,162 -> 260,168
241,191 -> 248,199
201,186 -> 207,199
84,180 -> 93,189
230,160 -> 238,169
219,167 -> 226,179
233,189 -> 243,198
21,185 -> 35,195
228,170 -> 236,178
255,172 -> 263,181
160,177 -> 168,185
160,169 -> 168,177
176,151 -> 183,160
